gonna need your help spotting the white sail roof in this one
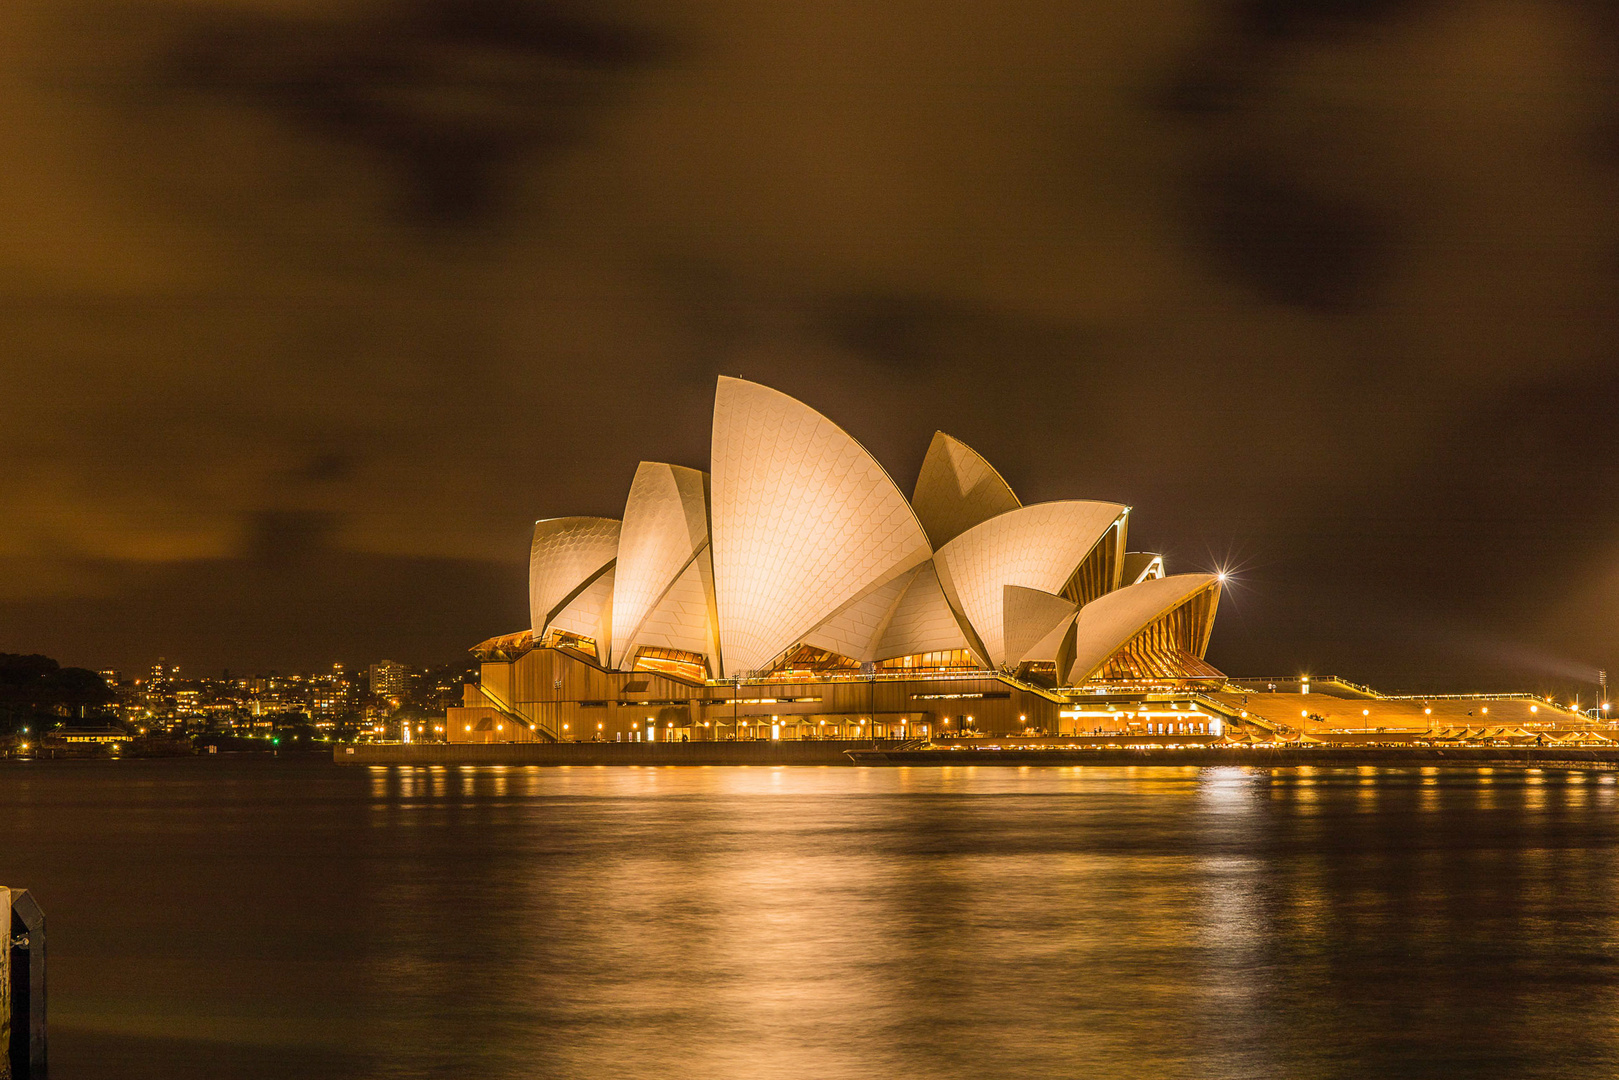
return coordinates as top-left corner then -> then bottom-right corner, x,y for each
1001,586 -> 1078,666
1121,552 -> 1166,585
623,555 -> 717,672
709,377 -> 933,675
529,516 -> 620,636
911,431 -> 1021,549
610,462 -> 710,668
1022,610 -> 1078,666
872,561 -> 974,662
547,567 -> 615,664
1065,573 -> 1220,684
800,567 -> 919,663
933,501 -> 1127,669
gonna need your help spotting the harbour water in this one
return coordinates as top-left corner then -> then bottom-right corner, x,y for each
4,757 -> 1619,1079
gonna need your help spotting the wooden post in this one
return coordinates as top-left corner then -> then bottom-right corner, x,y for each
1,886 -> 10,1080
3,888 -> 44,1080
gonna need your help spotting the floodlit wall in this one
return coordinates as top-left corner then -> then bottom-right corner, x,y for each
462,647 -> 1061,741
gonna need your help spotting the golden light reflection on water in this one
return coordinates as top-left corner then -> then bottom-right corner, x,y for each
23,761 -> 1619,1080
346,765 -> 1619,1076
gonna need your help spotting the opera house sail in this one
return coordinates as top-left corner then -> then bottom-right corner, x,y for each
450,377 -> 1224,743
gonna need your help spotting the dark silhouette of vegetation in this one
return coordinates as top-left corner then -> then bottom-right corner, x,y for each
0,653 -> 117,730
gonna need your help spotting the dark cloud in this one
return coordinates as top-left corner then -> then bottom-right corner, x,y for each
162,0 -> 668,226
1238,0 -> 1432,40
1190,161 -> 1395,311
1,0 -> 1617,695
290,451 -> 355,484
245,510 -> 336,570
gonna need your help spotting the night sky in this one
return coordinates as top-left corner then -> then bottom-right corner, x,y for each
3,0 -> 1617,695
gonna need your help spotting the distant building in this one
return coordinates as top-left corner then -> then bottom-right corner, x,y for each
368,661 -> 412,700
53,727 -> 128,745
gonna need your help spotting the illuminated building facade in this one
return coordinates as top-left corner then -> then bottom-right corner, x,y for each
368,660 -> 412,700
451,378 -> 1223,743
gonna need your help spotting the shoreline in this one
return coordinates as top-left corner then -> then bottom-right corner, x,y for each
334,742 -> 1619,769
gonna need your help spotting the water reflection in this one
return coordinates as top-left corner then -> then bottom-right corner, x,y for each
6,760 -> 1619,1078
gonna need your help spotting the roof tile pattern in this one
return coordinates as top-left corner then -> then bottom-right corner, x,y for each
1002,585 -> 1078,665
711,378 -> 932,675
610,463 -> 710,667
1022,610 -> 1077,664
800,567 -> 919,662
549,567 -> 616,664
872,561 -> 972,661
911,432 -> 1021,549
1065,573 -> 1220,683
628,557 -> 714,668
935,501 -> 1126,668
529,517 -> 621,635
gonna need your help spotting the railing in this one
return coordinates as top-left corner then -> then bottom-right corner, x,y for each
469,682 -> 556,742
1380,692 -> 1551,702
1227,676 -> 1384,698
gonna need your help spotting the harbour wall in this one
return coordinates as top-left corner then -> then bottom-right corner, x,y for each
339,742 -> 1619,768
336,740 -> 910,766
847,747 -> 1619,767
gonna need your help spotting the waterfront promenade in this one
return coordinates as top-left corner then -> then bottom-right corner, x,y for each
336,739 -> 911,766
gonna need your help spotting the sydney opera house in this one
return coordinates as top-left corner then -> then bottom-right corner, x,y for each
449,377 -> 1225,743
